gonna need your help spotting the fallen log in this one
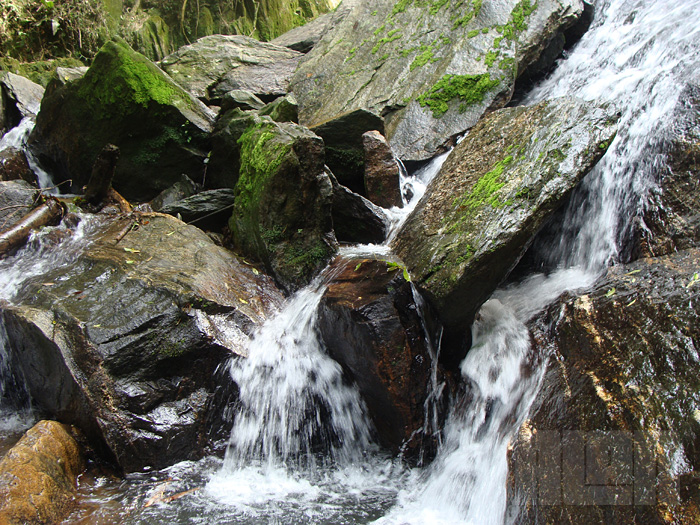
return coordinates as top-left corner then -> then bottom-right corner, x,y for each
0,197 -> 65,256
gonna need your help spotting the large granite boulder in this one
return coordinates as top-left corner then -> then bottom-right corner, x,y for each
160,35 -> 303,103
28,38 -> 215,202
329,173 -> 389,245
0,72 -> 44,134
0,180 -> 37,225
507,248 -> 700,524
0,420 -> 85,524
228,115 -> 337,293
318,257 -> 448,460
393,97 -> 618,355
2,213 -> 284,472
271,11 -> 335,53
363,130 -> 403,209
0,149 -> 36,186
291,0 -> 585,161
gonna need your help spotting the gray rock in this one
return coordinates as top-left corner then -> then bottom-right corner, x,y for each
1,213 -> 284,472
363,130 -> 403,208
149,175 -> 199,212
161,188 -> 236,231
291,0 -> 585,161
0,148 -> 36,186
509,248 -> 700,524
0,180 -> 37,226
259,93 -> 299,123
329,172 -> 388,244
393,97 -> 619,344
0,72 -> 44,119
220,89 -> 266,112
160,35 -> 302,102
271,12 -> 335,53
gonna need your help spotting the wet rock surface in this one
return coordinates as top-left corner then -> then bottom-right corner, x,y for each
0,420 -> 85,524
393,97 -> 619,357
363,130 -> 403,209
508,248 -> 700,523
0,180 -> 38,225
2,213 -> 284,472
329,173 -> 388,245
0,148 -> 36,186
318,256 -> 447,460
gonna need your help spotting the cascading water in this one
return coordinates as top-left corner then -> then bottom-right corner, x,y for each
1,0 -> 698,522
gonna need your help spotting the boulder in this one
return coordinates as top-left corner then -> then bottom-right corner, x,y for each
507,248 -> 700,524
317,257 -> 448,460
160,35 -> 303,103
311,109 -> 385,195
0,420 -> 84,524
149,175 -> 199,212
259,93 -> 299,123
206,108 -> 258,190
29,37 -> 215,202
228,115 -> 337,293
0,180 -> 37,226
271,11 -> 335,53
0,148 -> 36,186
160,188 -> 236,231
291,0 -> 585,161
2,213 -> 284,472
363,130 -> 403,208
329,173 -> 388,244
0,72 -> 44,120
393,97 -> 619,355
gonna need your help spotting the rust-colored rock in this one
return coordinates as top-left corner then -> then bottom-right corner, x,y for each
317,256 -> 448,461
362,130 -> 403,209
0,420 -> 85,524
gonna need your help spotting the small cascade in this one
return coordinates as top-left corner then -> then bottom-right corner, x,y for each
0,116 -> 54,190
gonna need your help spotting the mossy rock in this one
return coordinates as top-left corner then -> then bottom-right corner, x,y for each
393,97 -> 619,359
28,37 -> 215,202
228,114 -> 337,292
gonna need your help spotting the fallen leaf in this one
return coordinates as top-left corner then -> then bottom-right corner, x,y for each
605,287 -> 616,298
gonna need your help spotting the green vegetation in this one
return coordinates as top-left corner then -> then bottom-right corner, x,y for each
372,28 -> 402,53
457,155 -> 514,210
417,73 -> 500,117
410,44 -> 436,70
386,261 -> 411,282
484,50 -> 499,67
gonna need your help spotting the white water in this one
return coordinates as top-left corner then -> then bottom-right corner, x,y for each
1,0 -> 698,522
0,116 -> 54,190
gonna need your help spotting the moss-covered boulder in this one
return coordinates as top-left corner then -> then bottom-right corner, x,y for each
0,420 -> 85,524
317,256 -> 449,461
28,37 -> 215,202
508,248 -> 700,524
393,97 -> 618,354
291,0 -> 585,161
228,115 -> 337,293
160,35 -> 302,103
2,213 -> 284,472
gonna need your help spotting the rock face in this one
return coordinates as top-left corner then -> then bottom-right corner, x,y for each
160,35 -> 302,102
317,257 -> 447,459
329,173 -> 389,244
160,188 -> 236,232
271,12 -> 335,53
0,180 -> 37,224
228,115 -> 337,293
0,420 -> 84,524
291,0 -> 584,161
363,130 -> 403,208
29,38 -> 215,202
2,213 -> 284,472
0,72 -> 44,122
393,97 -> 619,346
507,249 -> 700,524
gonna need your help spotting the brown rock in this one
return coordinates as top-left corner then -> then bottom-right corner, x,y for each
363,130 -> 403,209
0,420 -> 85,524
317,256 -> 449,461
0,148 -> 36,185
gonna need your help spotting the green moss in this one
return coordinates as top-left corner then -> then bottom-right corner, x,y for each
429,0 -> 449,15
410,44 -> 435,71
499,57 -> 515,70
76,38 -> 191,121
0,57 -> 86,87
484,50 -> 500,67
453,0 -> 483,29
599,141 -> 610,150
456,155 -> 514,210
492,0 -> 537,49
392,0 -> 413,16
374,24 -> 387,36
455,245 -> 475,263
467,29 -> 480,38
372,29 -> 402,53
417,73 -> 499,118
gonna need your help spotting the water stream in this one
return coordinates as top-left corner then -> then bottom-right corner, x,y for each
1,0 -> 699,522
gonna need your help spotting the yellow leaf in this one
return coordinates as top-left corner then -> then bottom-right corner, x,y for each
124,247 -> 140,253
239,298 -> 248,304
126,260 -> 135,264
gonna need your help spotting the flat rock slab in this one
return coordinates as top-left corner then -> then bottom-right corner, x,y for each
393,96 -> 619,339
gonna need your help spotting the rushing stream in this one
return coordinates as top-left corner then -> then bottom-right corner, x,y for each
1,0 -> 700,523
